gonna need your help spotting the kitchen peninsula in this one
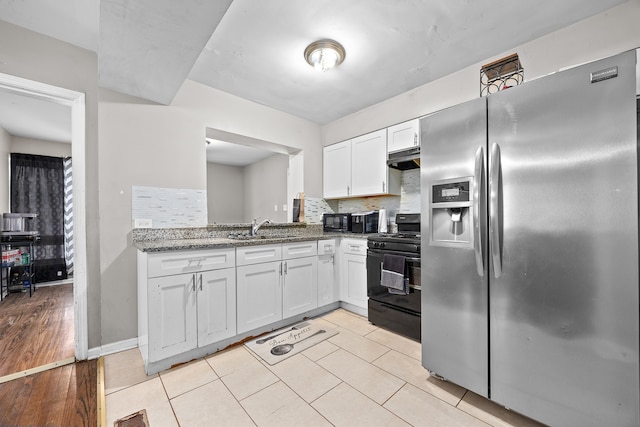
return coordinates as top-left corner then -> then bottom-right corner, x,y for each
134,222 -> 367,374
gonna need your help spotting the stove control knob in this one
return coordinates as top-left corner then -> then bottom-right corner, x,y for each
379,242 -> 386,248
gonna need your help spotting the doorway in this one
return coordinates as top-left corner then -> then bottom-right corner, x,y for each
0,73 -> 87,383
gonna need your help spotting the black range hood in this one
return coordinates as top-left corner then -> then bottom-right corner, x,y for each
387,146 -> 420,170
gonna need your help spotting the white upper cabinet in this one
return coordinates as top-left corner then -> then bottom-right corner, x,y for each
323,140 -> 352,198
351,129 -> 393,196
323,129 -> 400,199
387,119 -> 420,153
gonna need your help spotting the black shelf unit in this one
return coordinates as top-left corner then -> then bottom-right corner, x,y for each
0,234 -> 39,300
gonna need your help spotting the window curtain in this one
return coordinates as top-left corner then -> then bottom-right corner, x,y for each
63,157 -> 74,277
10,153 -> 67,282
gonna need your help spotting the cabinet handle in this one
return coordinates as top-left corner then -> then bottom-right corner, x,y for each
279,263 -> 282,275
414,133 -> 418,145
192,274 -> 196,292
347,185 -> 350,195
382,181 -> 386,192
284,261 -> 288,275
199,274 -> 203,291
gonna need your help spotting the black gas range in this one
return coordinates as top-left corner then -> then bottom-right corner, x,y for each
366,213 -> 421,341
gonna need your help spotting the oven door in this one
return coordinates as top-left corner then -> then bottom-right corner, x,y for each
366,248 -> 421,313
367,247 -> 421,341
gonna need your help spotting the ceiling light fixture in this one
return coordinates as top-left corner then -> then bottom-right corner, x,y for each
304,39 -> 346,72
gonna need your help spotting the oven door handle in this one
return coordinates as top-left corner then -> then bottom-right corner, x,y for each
378,256 -> 420,285
371,252 -> 421,264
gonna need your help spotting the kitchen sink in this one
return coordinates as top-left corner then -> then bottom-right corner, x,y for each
227,234 -> 295,240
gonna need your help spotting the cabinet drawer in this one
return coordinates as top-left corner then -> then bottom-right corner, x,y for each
147,248 -> 235,278
236,244 -> 282,266
317,239 -> 336,255
341,238 -> 367,256
283,241 -> 318,259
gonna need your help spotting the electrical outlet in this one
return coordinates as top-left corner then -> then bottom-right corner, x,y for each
274,204 -> 278,211
57,271 -> 62,277
282,204 -> 287,212
134,218 -> 153,228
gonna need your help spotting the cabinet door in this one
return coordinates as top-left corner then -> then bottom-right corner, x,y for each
197,268 -> 236,347
387,119 -> 419,153
340,253 -> 367,309
323,140 -> 352,198
351,129 -> 388,196
237,261 -> 282,334
317,255 -> 337,307
148,273 -> 197,360
283,256 -> 318,318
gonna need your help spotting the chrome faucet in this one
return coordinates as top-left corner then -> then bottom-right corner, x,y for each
251,217 -> 272,236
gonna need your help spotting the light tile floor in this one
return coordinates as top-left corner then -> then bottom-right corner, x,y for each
105,309 -> 546,427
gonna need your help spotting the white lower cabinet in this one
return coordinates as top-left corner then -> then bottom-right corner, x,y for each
317,239 -> 338,307
282,242 -> 318,318
283,256 -> 318,318
197,268 -> 237,347
236,261 -> 283,334
318,255 -> 336,306
339,239 -> 368,309
138,238 -> 349,373
148,268 -> 236,360
236,242 -> 318,334
147,272 -> 197,361
139,248 -> 236,364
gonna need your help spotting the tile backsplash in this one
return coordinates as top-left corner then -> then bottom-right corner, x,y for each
131,169 -> 420,230
304,168 -> 421,230
132,186 -> 207,228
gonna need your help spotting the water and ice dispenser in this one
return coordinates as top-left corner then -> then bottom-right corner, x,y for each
429,177 -> 474,248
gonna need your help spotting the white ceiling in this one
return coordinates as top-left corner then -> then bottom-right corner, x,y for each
0,0 -> 629,147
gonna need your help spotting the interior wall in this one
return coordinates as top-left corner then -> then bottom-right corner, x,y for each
243,153 -> 288,223
0,126 -> 10,213
207,162 -> 244,223
11,136 -> 72,158
98,80 -> 320,344
322,0 -> 640,145
0,20 -> 101,348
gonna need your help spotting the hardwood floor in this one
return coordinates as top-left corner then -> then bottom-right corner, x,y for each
0,283 -> 97,426
0,283 -> 75,378
0,359 -> 98,426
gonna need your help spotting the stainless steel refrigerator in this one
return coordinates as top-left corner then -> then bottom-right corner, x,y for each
421,49 -> 639,427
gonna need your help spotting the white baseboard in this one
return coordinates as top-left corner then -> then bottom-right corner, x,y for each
87,337 -> 138,360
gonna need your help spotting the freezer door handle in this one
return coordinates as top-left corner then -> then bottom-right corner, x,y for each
489,142 -> 502,278
473,145 -> 485,277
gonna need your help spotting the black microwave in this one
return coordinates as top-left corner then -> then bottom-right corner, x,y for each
323,213 -> 352,232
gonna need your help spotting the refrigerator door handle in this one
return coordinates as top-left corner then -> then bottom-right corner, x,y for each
473,145 -> 485,277
489,142 -> 502,278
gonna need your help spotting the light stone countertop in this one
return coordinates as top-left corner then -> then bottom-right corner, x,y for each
132,223 -> 371,253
